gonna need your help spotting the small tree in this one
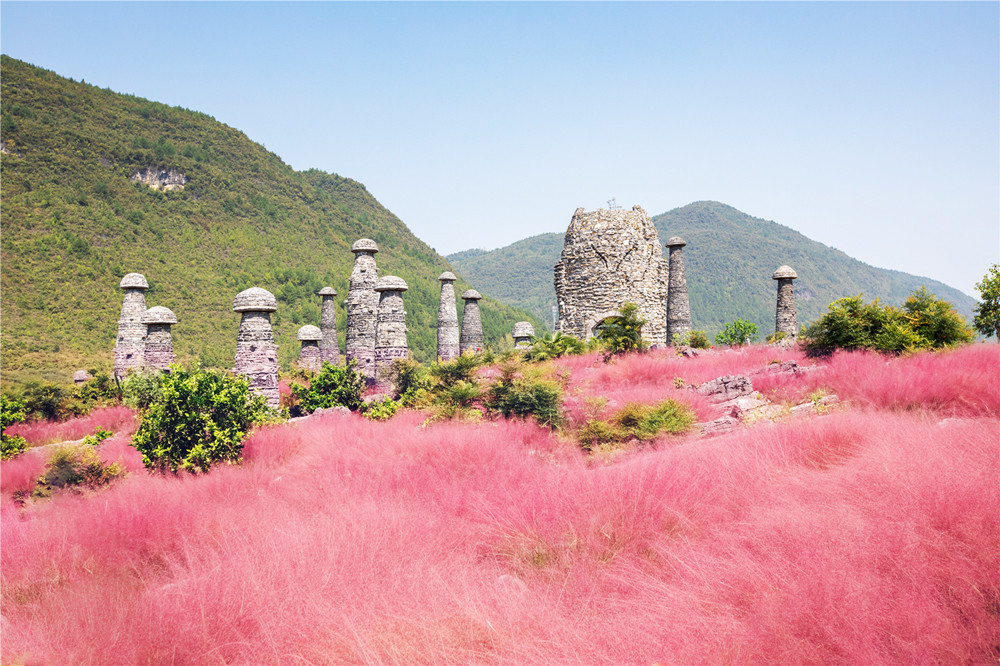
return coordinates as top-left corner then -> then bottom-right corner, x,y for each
597,303 -> 648,360
291,361 -> 365,414
973,264 -> 1000,341
715,319 -> 759,347
902,287 -> 973,348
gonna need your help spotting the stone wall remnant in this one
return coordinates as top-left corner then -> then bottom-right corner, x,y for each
512,321 -> 535,349
297,324 -> 323,373
114,273 -> 149,379
374,276 -> 409,393
232,287 -> 279,408
459,289 -> 484,355
141,306 -> 177,371
317,287 -> 340,365
345,239 -> 379,381
554,206 -> 668,344
772,265 -> 799,340
665,236 -> 692,343
436,272 -> 460,361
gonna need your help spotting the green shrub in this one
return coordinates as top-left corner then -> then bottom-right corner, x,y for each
903,287 -> 974,348
430,352 -> 485,388
132,367 -> 274,473
359,397 -> 400,421
715,319 -> 759,347
291,361 -> 364,414
765,331 -> 788,344
973,264 -> 999,340
597,303 -> 649,360
1,394 -> 28,459
524,331 -> 587,362
75,371 -> 119,408
483,361 -> 563,428
33,444 -> 126,496
578,399 -> 695,451
673,330 -> 711,349
392,358 -> 432,407
121,369 -> 165,410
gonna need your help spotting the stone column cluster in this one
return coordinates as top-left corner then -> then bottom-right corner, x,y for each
459,290 -> 484,355
665,237 -> 692,343
345,239 -> 380,382
772,266 -> 799,340
374,276 -> 409,392
297,325 -> 323,372
232,287 -> 280,408
317,287 -> 339,365
142,306 -> 177,371
436,272 -> 460,362
114,273 -> 150,379
512,321 -> 534,349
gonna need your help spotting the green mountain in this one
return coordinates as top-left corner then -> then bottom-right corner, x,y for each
448,201 -> 977,339
0,56 -> 543,385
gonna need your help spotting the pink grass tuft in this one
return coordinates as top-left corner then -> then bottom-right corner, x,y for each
7,405 -> 137,446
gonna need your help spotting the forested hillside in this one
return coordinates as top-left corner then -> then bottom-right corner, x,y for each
0,56 -> 542,385
449,201 -> 977,338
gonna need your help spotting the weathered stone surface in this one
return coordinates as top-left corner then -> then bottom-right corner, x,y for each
665,237 -> 692,343
554,206 -> 668,344
296,325 -> 323,372
512,321 -> 535,349
233,288 -> 279,408
317,287 -> 340,365
698,374 -> 754,402
346,239 -> 379,381
697,416 -> 740,436
459,289 -> 484,355
773,265 -> 799,340
374,276 -> 409,393
73,370 -> 92,384
114,273 -> 149,379
130,168 -> 187,191
141,306 -> 177,371
436,272 -> 460,361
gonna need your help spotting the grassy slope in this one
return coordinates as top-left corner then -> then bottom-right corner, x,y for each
448,201 -> 977,337
0,56 -> 543,385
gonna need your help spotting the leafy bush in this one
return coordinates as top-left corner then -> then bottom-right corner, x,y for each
673,330 -> 711,349
597,303 -> 649,360
903,287 -> 974,348
1,394 -> 28,459
32,443 -> 126,496
972,264 -> 999,340
121,369 -> 165,410
715,319 -> 759,347
75,371 -> 119,408
291,361 -> 364,414
483,361 -> 563,428
578,399 -> 695,451
132,367 -> 274,473
524,332 -> 587,362
359,397 -> 400,421
391,359 -> 432,407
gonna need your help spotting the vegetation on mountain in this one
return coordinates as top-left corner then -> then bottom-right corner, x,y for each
447,201 -> 977,339
972,264 -> 1000,340
0,56 -> 542,387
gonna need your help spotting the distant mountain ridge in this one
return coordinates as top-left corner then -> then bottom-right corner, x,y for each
448,201 -> 977,338
0,56 -> 543,384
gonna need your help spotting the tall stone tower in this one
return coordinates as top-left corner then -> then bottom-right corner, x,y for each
114,273 -> 150,379
345,239 -> 379,381
459,289 -> 484,355
317,287 -> 339,365
772,265 -> 799,341
141,306 -> 177,371
665,236 -> 692,343
436,271 -> 460,362
374,276 -> 409,393
232,287 -> 279,408
553,206 -> 668,344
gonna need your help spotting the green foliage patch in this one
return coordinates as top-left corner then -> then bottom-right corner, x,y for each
1,395 -> 28,459
578,399 -> 695,452
714,319 -> 759,347
290,362 -> 365,415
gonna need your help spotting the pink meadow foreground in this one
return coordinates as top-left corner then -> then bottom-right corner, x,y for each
2,346 -> 999,664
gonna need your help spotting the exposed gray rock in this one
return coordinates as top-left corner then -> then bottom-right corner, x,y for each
233,287 -> 279,408
554,206 -> 668,344
436,272 -> 460,361
697,416 -> 741,436
317,287 -> 340,365
512,321 -> 535,349
665,237 -> 692,343
772,265 -> 799,340
698,374 -> 754,402
141,306 -> 177,371
114,273 -> 149,379
459,289 -> 484,355
346,239 -> 379,381
130,168 -> 187,191
374,276 -> 409,393
297,324 -> 323,373
72,370 -> 92,384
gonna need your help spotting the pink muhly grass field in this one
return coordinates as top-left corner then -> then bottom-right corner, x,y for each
6,405 -> 137,446
3,393 -> 997,664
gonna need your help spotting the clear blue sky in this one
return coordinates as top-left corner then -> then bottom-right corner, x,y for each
2,1 -> 997,297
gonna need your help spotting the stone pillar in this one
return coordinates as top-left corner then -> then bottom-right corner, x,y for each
233,287 -> 279,408
665,237 -> 692,343
772,265 -> 799,340
436,271 -> 460,361
460,289 -> 484,355
317,287 -> 339,365
114,273 -> 149,379
345,239 -> 379,382
512,321 -> 535,350
297,324 -> 323,373
374,276 -> 409,393
141,306 -> 177,371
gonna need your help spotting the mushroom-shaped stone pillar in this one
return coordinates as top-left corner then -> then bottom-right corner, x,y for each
297,324 -> 323,373
512,321 -> 535,350
459,289 -> 484,355
772,265 -> 799,341
374,276 -> 409,393
437,271 -> 460,361
141,306 -> 177,371
345,239 -> 379,381
114,272 -> 150,379
232,287 -> 280,408
317,287 -> 340,365
665,237 -> 692,343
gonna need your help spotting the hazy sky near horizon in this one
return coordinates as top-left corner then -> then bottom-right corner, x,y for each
2,2 -> 997,297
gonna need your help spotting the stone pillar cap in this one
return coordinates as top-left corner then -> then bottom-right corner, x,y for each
438,271 -> 457,282
772,265 -> 798,280
665,236 -> 686,247
233,287 -> 278,312
297,324 -> 322,341
141,306 -> 177,324
512,321 -> 535,337
351,238 -> 379,253
374,276 -> 408,292
461,289 -> 482,300
317,286 -> 338,296
120,273 -> 149,289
